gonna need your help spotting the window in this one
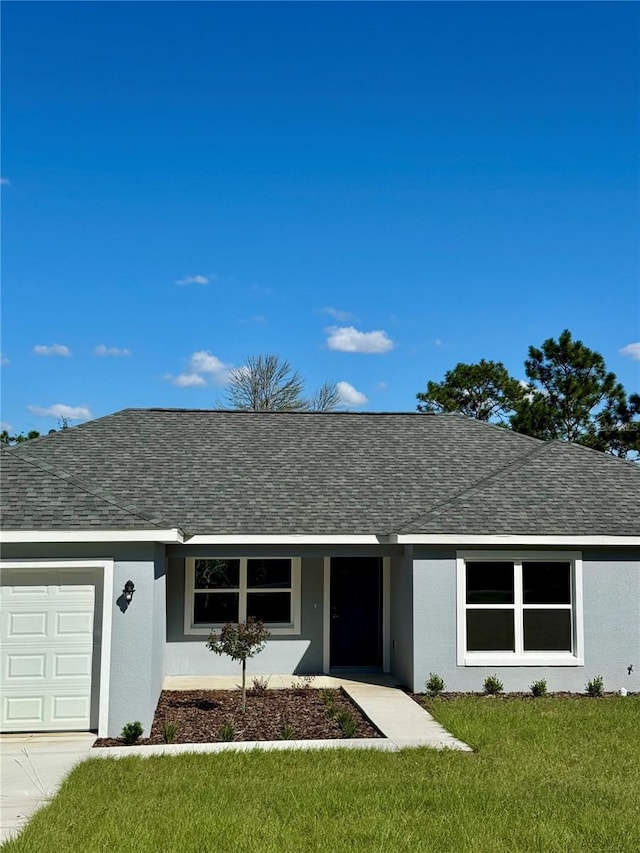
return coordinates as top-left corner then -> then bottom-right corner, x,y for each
456,551 -> 583,666
185,557 -> 301,635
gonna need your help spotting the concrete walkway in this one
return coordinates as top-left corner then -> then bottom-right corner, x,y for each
0,733 -> 96,844
342,682 -> 471,750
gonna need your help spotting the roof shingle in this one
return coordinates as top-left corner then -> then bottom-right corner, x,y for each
2,409 -> 638,536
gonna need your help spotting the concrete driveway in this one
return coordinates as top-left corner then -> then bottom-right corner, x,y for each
0,733 -> 95,844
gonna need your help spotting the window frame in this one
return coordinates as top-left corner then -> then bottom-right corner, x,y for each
456,550 -> 584,666
184,556 -> 302,636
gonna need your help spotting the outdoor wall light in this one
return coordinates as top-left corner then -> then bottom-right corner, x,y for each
123,580 -> 136,603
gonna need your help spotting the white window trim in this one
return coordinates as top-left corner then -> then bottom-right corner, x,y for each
456,550 -> 584,667
184,557 -> 301,636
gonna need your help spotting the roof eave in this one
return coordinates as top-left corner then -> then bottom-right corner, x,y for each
0,528 -> 185,544
393,533 -> 640,546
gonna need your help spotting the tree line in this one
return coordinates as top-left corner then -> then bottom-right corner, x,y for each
416,329 -> 639,459
3,331 -> 637,459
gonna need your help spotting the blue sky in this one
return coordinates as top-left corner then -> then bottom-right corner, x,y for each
2,1 -> 638,432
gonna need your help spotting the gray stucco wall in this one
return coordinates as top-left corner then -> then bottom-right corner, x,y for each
165,551 -> 325,676
412,548 -> 640,694
1,543 -> 166,737
389,550 -> 413,686
150,544 -> 167,713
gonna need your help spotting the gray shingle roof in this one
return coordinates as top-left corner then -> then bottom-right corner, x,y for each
2,408 -> 639,536
0,446 -> 166,530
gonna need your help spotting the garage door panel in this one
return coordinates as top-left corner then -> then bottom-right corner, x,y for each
6,653 -> 47,679
56,610 -> 93,637
54,652 -> 92,678
52,694 -> 92,723
55,583 -> 95,597
3,691 -> 93,730
3,695 -> 45,726
7,611 -> 47,637
0,570 -> 99,732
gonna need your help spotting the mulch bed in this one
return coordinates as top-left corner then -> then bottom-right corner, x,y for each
409,691 -> 636,704
94,687 -> 381,747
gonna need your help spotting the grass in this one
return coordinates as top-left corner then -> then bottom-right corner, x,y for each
3,696 -> 639,852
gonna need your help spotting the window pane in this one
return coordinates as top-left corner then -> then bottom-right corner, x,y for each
467,610 -> 514,651
195,559 -> 240,590
247,592 -> 291,623
247,559 -> 291,589
524,610 -> 572,651
466,562 -> 514,604
523,562 -> 571,604
194,592 -> 239,624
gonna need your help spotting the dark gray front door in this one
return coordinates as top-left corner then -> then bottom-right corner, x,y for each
330,557 -> 382,668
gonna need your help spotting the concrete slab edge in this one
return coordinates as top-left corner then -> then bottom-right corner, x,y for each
89,735 -> 472,759
89,738 -> 398,758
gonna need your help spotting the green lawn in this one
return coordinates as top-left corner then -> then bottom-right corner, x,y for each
4,696 -> 639,852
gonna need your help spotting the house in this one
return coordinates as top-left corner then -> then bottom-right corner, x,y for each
1,408 -> 638,737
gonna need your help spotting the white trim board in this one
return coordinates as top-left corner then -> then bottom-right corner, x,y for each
3,531 -> 638,547
0,529 -> 183,544
0,558 -> 114,738
185,534 -> 387,545
396,534 -> 639,546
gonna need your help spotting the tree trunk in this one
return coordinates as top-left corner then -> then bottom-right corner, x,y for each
241,658 -> 246,712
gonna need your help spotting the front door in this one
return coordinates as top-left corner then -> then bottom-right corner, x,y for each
330,557 -> 382,669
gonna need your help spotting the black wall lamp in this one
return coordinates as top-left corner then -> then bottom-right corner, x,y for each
123,580 -> 136,603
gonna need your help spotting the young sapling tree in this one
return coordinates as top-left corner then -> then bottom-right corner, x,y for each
207,618 -> 270,712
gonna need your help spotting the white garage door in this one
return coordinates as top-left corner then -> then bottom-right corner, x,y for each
0,568 -> 101,732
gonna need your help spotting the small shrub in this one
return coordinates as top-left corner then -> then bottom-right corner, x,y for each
291,674 -> 316,693
207,618 -> 270,712
219,722 -> 235,742
335,709 -> 358,737
279,724 -> 294,740
250,676 -> 270,694
530,679 -> 547,698
319,687 -> 335,705
161,721 -> 179,743
586,675 -> 604,697
483,674 -> 504,695
121,721 -> 143,744
425,673 -> 445,697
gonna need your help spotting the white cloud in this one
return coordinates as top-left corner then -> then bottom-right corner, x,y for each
165,350 -> 232,389
326,326 -> 394,354
95,344 -> 131,357
337,381 -> 368,407
28,403 -> 91,420
323,307 -> 353,322
619,342 -> 640,361
1,421 -> 12,431
434,338 -> 443,348
0,177 -> 10,186
0,353 -> 9,366
170,373 -> 207,387
33,344 -> 71,357
187,351 -> 231,382
175,274 -> 210,286
376,381 -> 388,391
